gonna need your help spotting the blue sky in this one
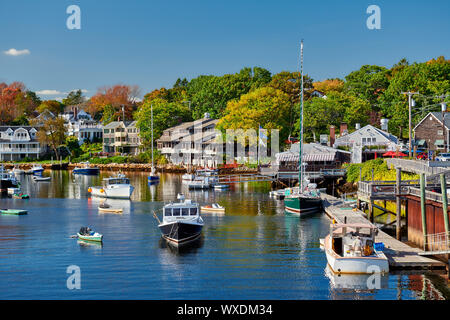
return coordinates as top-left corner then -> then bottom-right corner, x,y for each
1,0 -> 449,101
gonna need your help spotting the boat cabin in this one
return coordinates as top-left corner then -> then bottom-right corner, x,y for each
163,195 -> 201,220
104,177 -> 130,186
330,223 -> 378,258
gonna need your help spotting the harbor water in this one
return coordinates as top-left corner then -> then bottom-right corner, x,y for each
0,171 -> 448,300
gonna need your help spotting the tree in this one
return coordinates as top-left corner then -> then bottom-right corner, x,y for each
267,71 -> 313,105
217,87 -> 292,142
313,78 -> 344,94
135,98 -> 192,148
0,82 -> 34,124
186,67 -> 272,119
63,89 -> 85,105
66,136 -> 82,157
89,84 -> 141,121
32,117 -> 66,160
302,92 -> 370,141
37,100 -> 64,115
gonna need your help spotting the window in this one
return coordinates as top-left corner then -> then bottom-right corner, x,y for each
172,208 -> 181,216
182,208 -> 189,216
104,129 -> 109,134
164,208 -> 172,216
438,130 -> 444,136
190,208 -> 198,216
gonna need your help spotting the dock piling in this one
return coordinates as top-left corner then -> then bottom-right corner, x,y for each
396,167 -> 402,240
420,173 -> 428,250
440,174 -> 450,236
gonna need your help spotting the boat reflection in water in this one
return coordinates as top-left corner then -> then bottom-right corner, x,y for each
77,239 -> 103,249
325,265 -> 389,298
158,235 -> 204,255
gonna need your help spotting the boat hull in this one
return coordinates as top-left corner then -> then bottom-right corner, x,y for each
324,235 -> 389,274
284,196 -> 322,215
201,206 -> 225,214
73,168 -> 99,175
159,221 -> 203,246
77,233 -> 103,242
1,209 -> 28,215
89,185 -> 134,199
98,207 -> 123,213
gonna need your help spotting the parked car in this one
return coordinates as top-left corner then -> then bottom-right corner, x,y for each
436,153 -> 450,161
417,152 -> 428,160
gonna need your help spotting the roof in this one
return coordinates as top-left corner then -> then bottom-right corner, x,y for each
414,112 -> 450,131
157,118 -> 219,143
276,143 -> 350,162
334,125 -> 398,145
103,121 -> 137,129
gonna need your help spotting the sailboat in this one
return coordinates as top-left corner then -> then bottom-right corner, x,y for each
284,40 -> 322,215
148,103 -> 160,184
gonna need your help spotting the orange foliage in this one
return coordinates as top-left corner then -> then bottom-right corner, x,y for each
313,79 -> 344,94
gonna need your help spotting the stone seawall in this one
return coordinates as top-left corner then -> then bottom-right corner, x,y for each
2,162 -> 258,174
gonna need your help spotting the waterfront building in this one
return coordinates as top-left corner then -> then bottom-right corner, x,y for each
156,113 -> 220,167
333,124 -> 399,163
275,143 -> 351,172
102,121 -> 141,155
413,112 -> 450,152
0,126 -> 46,161
63,105 -> 103,144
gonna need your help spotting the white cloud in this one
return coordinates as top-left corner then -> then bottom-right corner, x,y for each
36,90 -> 62,95
4,48 -> 30,56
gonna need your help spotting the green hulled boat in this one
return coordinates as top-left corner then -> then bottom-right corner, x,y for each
77,227 -> 103,242
284,40 -> 322,216
1,209 -> 28,215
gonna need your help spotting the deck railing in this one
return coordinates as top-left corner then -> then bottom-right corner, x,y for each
424,232 -> 450,253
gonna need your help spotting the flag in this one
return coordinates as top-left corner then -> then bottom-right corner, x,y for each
259,125 -> 267,147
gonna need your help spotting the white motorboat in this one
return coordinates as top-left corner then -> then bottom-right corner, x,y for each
323,223 -> 389,275
0,165 -> 19,193
188,176 -> 213,189
214,184 -> 229,190
25,164 -> 44,175
88,173 -> 134,199
156,194 -> 203,246
182,173 -> 196,182
11,166 -> 24,175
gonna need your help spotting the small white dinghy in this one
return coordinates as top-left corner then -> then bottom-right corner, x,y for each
32,175 -> 51,182
98,202 -> 123,213
201,203 -> 225,214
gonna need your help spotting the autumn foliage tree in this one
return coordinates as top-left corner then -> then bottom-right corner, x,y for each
0,82 -> 39,124
88,84 -> 141,122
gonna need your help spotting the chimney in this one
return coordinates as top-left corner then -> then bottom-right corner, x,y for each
73,106 -> 78,120
340,123 -> 348,136
355,123 -> 361,130
330,126 -> 335,147
381,118 -> 389,131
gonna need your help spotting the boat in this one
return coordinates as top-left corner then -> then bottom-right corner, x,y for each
72,162 -> 100,175
25,164 -> 44,175
98,202 -> 123,213
147,103 -> 160,184
214,184 -> 229,190
1,209 -> 28,215
182,173 -> 195,182
12,193 -> 30,199
201,203 -> 225,214
322,222 -> 389,275
11,166 -> 24,176
32,175 -> 51,182
88,173 -> 134,199
77,226 -> 103,242
283,40 -> 322,216
188,176 -> 212,189
156,194 -> 204,246
0,165 -> 19,193
7,187 -> 21,195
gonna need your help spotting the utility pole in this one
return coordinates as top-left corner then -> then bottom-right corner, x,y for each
436,95 -> 448,152
401,91 -> 420,158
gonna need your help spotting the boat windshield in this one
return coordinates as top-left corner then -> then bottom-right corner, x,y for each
107,178 -> 130,185
164,207 -> 198,217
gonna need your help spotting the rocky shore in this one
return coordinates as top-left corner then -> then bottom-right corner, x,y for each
2,162 -> 258,174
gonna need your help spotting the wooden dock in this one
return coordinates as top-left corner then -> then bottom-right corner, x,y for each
321,193 -> 446,270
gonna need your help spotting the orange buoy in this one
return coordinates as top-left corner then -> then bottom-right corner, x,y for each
88,188 -> 92,193
100,189 -> 104,193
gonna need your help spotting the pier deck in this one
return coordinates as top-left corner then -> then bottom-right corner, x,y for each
321,193 -> 446,270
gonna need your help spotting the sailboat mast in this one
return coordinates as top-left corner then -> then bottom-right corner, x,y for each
151,104 -> 154,170
299,40 -> 304,191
